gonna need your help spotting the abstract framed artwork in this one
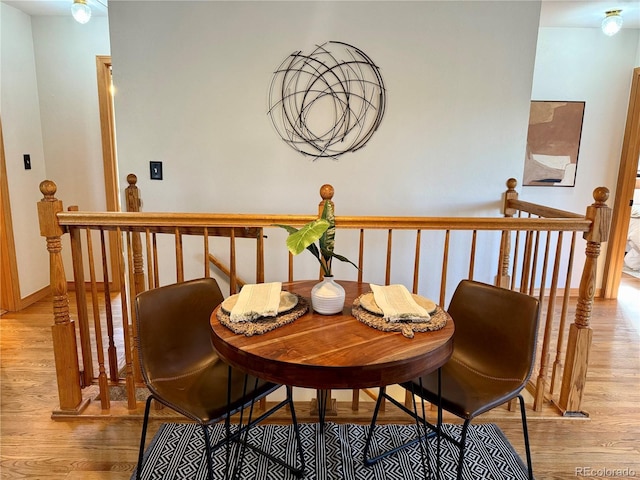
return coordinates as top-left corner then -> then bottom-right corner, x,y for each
523,101 -> 585,187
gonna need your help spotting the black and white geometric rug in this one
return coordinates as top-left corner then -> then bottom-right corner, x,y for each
134,422 -> 530,480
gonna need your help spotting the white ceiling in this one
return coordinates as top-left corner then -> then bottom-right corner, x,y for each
3,0 -> 108,17
2,0 -> 640,29
539,0 -> 639,29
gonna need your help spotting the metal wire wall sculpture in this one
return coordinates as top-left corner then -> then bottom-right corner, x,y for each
267,41 -> 387,160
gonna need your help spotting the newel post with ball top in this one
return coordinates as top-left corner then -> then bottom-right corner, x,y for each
37,180 -> 89,414
557,187 -> 611,416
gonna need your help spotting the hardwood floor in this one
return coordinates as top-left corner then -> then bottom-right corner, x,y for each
1,276 -> 639,479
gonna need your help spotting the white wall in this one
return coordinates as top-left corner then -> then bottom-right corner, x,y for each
529,27 -> 639,212
529,27 -> 640,286
31,16 -> 111,211
109,1 -> 540,218
108,1 -> 542,288
109,1 -> 540,283
1,4 -> 49,298
1,5 -> 110,300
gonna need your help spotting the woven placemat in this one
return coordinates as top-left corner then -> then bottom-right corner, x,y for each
351,294 -> 448,339
217,294 -> 309,337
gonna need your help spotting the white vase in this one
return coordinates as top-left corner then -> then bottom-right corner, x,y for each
311,276 -> 346,315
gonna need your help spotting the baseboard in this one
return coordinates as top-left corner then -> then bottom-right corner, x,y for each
18,285 -> 51,310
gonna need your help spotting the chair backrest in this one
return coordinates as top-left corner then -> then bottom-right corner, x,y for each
134,277 -> 224,386
447,280 -> 540,384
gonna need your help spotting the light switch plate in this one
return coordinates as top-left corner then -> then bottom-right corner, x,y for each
150,161 -> 163,180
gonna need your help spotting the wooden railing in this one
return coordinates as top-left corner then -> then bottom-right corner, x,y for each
37,177 -> 610,418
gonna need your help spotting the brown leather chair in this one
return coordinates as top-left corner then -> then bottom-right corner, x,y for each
365,280 -> 539,480
134,278 -> 304,480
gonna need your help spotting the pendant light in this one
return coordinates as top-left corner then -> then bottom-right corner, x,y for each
601,10 -> 623,36
71,0 -> 92,24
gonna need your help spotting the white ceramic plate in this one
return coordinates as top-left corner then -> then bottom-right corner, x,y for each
221,291 -> 298,315
359,293 -> 437,316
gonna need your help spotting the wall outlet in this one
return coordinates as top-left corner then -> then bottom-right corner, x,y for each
23,154 -> 31,170
150,161 -> 163,180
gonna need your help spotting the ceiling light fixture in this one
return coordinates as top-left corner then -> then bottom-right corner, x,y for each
601,10 -> 623,36
71,0 -> 92,24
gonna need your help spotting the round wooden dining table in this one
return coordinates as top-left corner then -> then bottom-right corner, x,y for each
209,280 -> 455,390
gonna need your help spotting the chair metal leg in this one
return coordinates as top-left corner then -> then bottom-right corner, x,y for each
224,416 -> 232,480
518,394 -> 534,480
411,381 -> 432,480
230,375 -> 253,480
223,366 -> 235,480
363,387 -> 386,466
436,368 -> 442,480
318,389 -> 327,432
287,386 -> 306,478
363,386 -> 436,470
201,424 -> 214,480
455,420 -> 470,480
136,395 -> 155,480
219,383 -> 304,478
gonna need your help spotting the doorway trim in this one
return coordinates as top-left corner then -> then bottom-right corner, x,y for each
0,118 -> 21,311
602,67 -> 640,299
96,55 -> 121,290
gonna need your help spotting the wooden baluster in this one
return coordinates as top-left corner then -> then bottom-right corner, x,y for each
510,226 -> 522,291
100,230 -> 119,381
125,174 -> 146,297
37,180 -> 88,414
468,230 -> 477,280
229,228 -> 237,294
497,230 -> 508,286
175,228 -> 184,283
115,227 -> 137,409
256,227 -> 265,284
538,231 -> 551,304
497,178 -> 518,287
533,232 -> 563,411
412,230 -> 422,294
150,232 -> 159,289
558,187 -> 611,416
385,230 -> 393,285
67,206 -> 93,388
520,229 -> 534,293
439,230 -> 450,307
357,229 -> 364,283
528,230 -> 542,297
551,232 -> 577,394
521,230 -> 552,409
126,232 -> 143,384
203,227 -> 210,278
85,228 -> 110,410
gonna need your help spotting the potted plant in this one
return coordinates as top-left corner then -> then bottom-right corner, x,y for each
275,200 -> 357,314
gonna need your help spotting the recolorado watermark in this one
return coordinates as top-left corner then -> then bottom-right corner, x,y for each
576,466 -> 636,477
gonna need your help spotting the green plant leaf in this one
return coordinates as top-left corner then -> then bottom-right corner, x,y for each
319,201 -> 335,270
306,243 -> 322,262
272,224 -> 299,235
331,252 -> 360,270
285,219 -> 330,255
